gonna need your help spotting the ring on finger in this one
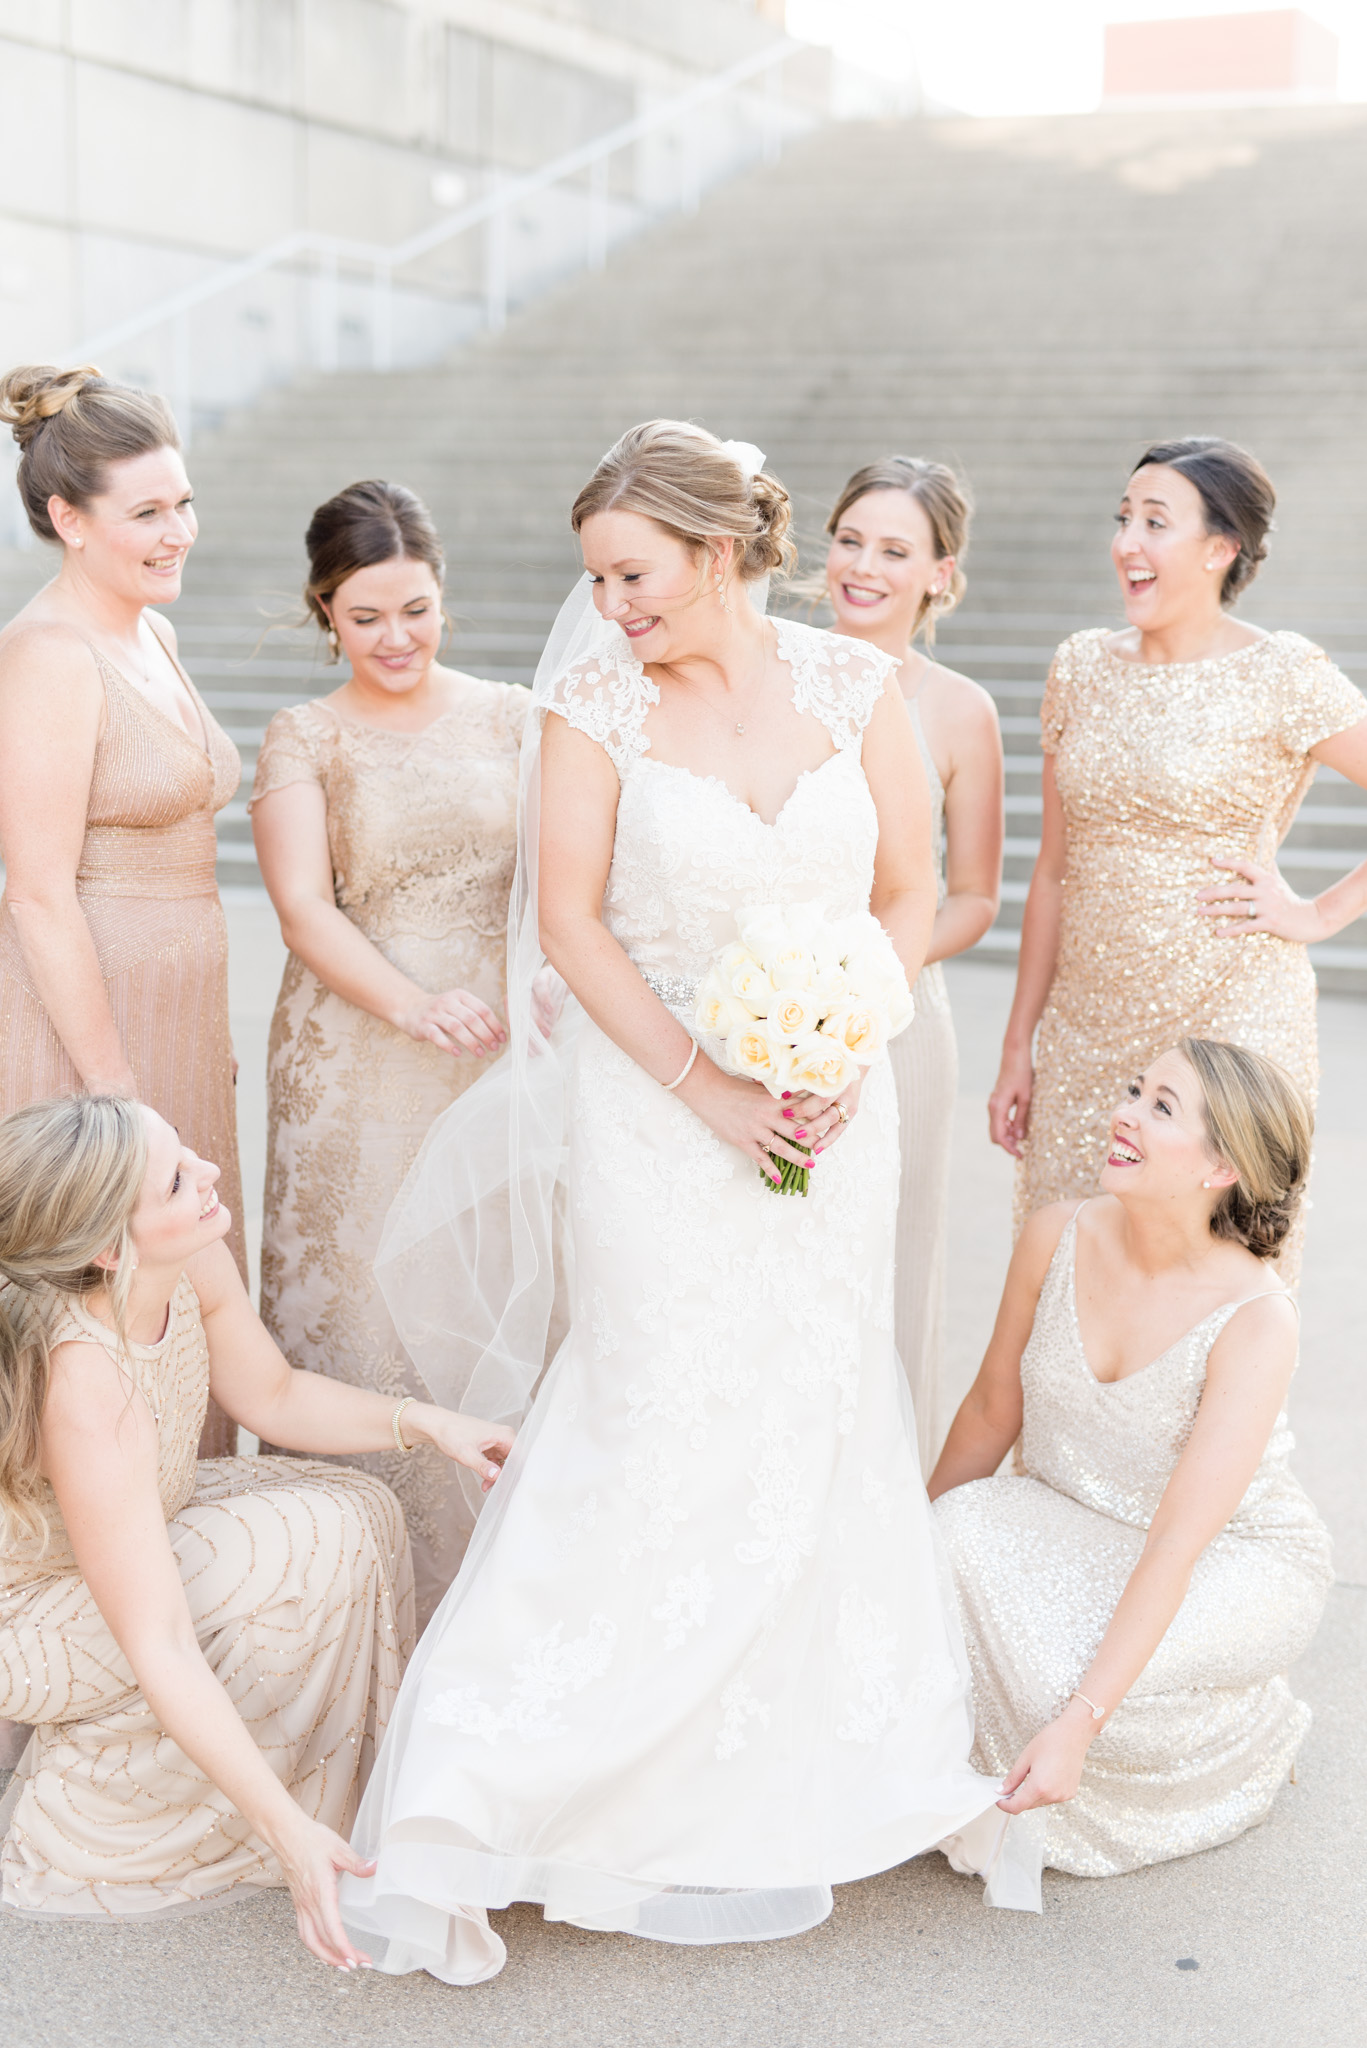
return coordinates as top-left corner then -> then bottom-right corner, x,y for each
834,1101 -> 849,1124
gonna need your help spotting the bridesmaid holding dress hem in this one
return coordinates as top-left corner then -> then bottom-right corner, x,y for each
251,481 -> 529,1629
819,458 -> 1004,1471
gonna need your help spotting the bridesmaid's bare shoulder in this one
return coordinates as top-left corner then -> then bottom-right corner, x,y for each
0,611 -> 104,716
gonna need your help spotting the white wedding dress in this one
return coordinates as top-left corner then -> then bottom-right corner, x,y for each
340,618 -> 1035,1982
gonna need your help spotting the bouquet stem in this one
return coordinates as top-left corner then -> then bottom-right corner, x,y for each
763,1142 -> 812,1195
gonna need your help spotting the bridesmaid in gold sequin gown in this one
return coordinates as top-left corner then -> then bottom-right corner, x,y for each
990,440 -> 1367,1271
932,1040 -> 1330,1884
0,1095 -> 510,1960
0,367 -> 244,1459
816,458 -> 1002,1471
251,484 -> 528,1626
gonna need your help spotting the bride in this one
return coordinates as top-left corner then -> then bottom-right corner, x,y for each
340,423 -> 1035,1982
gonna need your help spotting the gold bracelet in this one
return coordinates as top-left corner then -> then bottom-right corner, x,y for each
392,1396 -> 417,1454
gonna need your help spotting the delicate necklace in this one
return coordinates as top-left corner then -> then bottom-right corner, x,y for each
703,623 -> 769,737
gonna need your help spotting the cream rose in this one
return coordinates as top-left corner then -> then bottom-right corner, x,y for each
788,1036 -> 858,1098
769,988 -> 822,1040
725,1020 -> 790,1091
822,1004 -> 887,1064
728,955 -> 774,1014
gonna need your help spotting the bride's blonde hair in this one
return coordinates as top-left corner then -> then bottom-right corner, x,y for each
0,1097 -> 146,1546
571,420 -> 796,584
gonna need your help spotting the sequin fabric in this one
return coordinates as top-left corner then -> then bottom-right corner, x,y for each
1019,629 -> 1367,1277
935,1207 -> 1332,1878
251,682 -> 527,1627
888,700 -> 956,1476
0,1274 -> 415,1916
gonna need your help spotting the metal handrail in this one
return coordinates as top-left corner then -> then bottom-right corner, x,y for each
70,39 -> 806,391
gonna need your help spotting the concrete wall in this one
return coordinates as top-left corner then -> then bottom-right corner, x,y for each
0,0 -> 791,371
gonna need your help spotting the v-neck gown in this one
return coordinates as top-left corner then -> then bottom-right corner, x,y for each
340,615 -> 1028,1984
935,1207 -> 1332,1877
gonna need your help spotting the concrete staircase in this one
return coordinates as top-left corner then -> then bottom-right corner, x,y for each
3,104 -> 1365,991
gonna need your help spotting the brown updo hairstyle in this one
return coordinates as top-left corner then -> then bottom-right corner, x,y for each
304,479 -> 446,663
824,456 -> 972,645
1131,437 -> 1275,607
1179,1037 -> 1311,1261
570,421 -> 796,586
0,363 -> 179,545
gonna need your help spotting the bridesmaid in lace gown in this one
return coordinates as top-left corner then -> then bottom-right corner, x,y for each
990,439 -> 1367,1275
0,367 -> 244,1471
251,483 -> 528,1625
0,1095 -> 510,1954
932,1038 -> 1330,1878
817,459 -> 1003,1468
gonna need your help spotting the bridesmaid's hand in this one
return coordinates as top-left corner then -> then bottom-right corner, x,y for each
1197,857 -> 1330,943
988,1043 -> 1034,1157
409,1404 -> 515,1493
530,965 -> 568,1041
996,1699 -> 1099,1814
270,1808 -> 376,1971
399,988 -> 507,1058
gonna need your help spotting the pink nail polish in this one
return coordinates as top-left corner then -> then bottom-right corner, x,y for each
795,1129 -> 807,1139
781,1091 -> 791,1099
782,1109 -> 793,1119
814,1146 -> 824,1155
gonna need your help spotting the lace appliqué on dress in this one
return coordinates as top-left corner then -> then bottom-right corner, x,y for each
771,617 -> 897,753
547,642 -> 659,778
426,1615 -> 617,1743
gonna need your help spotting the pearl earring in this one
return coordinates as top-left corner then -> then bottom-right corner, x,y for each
1202,1180 -> 1211,1188
327,626 -> 340,657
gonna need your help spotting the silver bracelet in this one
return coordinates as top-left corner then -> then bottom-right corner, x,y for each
392,1396 -> 417,1453
1070,1689 -> 1105,1720
662,1042 -> 699,1092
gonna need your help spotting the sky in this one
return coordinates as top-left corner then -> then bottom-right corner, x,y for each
785,1 -> 1367,114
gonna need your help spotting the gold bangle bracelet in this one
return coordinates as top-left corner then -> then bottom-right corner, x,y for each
392,1396 -> 417,1454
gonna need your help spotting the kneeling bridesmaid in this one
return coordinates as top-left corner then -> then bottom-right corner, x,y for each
931,1038 -> 1330,1879
0,1096 -> 511,1964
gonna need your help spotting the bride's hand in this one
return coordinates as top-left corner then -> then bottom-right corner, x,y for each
681,1060 -> 825,1186
268,1807 -> 377,1970
996,1699 -> 1098,1814
408,1405 -> 515,1492
398,988 -> 507,1059
780,1075 -> 864,1154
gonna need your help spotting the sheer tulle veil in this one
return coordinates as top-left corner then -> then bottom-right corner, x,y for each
375,438 -> 769,1497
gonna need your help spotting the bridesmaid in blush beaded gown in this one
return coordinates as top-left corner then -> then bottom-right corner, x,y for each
251,483 -> 527,1627
989,439 -> 1367,1279
932,1040 -> 1330,1879
818,458 -> 1002,1470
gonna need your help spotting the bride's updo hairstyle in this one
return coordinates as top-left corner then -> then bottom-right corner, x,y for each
303,478 -> 446,662
0,1096 -> 147,1546
1131,437 -> 1275,608
570,421 -> 796,586
1179,1037 -> 1311,1261
0,364 -> 179,544
824,456 -> 971,644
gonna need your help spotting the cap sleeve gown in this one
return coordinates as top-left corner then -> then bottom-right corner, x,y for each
935,1205 -> 1332,1877
0,1273 -> 414,1916
250,679 -> 528,1628
1018,629 -> 1366,1277
0,642 -> 246,1454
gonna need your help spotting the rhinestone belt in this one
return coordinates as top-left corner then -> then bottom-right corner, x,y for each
641,969 -> 700,1011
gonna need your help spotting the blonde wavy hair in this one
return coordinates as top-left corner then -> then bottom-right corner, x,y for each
571,420 -> 796,586
0,1097 -> 147,1547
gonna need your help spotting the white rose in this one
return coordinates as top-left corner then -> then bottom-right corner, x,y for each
735,904 -> 789,970
696,985 -> 750,1038
822,1003 -> 887,1065
729,953 -> 774,1014
725,1019 -> 790,1096
768,987 -> 822,1041
769,944 -> 817,992
788,1034 -> 858,1099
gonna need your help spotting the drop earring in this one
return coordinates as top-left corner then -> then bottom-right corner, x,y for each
715,578 -> 729,613
327,626 -> 340,659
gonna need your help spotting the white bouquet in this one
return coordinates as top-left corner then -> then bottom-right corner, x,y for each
694,899 -> 915,1195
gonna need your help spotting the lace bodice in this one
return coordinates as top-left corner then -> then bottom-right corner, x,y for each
546,617 -> 896,984
1020,1209 -> 1318,1537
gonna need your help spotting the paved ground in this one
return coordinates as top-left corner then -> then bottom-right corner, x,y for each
1,925 -> 1362,2048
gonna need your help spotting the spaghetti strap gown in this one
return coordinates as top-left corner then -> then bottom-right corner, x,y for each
935,1206 -> 1332,1877
887,699 -> 957,1475
0,641 -> 246,1355
340,616 -> 1033,1985
0,1274 -> 415,1917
